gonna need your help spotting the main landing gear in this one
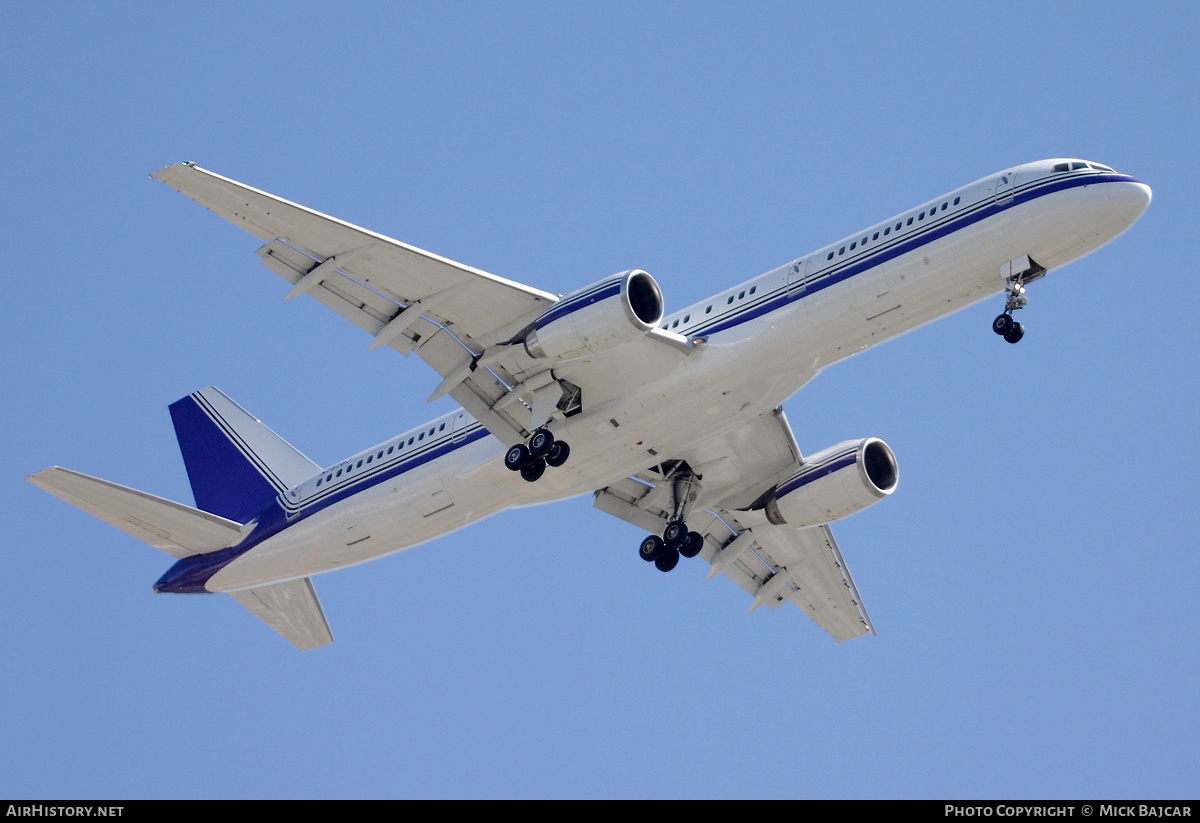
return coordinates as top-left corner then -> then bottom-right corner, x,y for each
503,427 -> 570,482
636,465 -> 704,572
638,522 -> 705,572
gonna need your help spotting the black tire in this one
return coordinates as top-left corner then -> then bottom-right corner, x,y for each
519,458 -> 546,482
528,428 -> 554,457
1005,322 -> 1025,344
504,444 -> 530,471
545,440 -> 571,468
992,314 -> 1013,336
680,531 -> 704,558
663,521 -> 687,549
639,535 -> 664,562
655,546 -> 680,572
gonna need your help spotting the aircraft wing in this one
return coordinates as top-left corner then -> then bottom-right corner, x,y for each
593,408 -> 874,642
152,163 -> 694,446
152,162 -> 562,445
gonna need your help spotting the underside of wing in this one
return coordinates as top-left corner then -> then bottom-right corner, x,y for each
593,408 -> 875,642
696,512 -> 874,643
153,163 -> 703,447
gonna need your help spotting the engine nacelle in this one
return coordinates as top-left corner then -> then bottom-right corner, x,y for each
524,270 -> 664,362
765,438 -> 898,528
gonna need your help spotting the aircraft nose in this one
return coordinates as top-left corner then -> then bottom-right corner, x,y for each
1108,180 -> 1152,226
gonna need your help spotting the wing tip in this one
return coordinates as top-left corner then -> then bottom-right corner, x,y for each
150,161 -> 196,182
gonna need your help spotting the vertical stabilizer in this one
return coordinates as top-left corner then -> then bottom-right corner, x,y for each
169,387 -> 319,522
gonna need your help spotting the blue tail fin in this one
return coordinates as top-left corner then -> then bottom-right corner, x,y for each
169,387 -> 320,522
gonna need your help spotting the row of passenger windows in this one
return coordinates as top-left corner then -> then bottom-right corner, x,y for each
314,421 -> 450,487
825,196 -> 962,261
656,188 -> 970,331
661,286 -> 758,329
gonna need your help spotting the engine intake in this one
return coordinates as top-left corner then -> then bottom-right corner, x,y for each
525,270 -> 664,362
765,438 -> 898,528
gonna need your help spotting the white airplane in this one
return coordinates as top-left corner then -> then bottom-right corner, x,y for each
28,159 -> 1150,650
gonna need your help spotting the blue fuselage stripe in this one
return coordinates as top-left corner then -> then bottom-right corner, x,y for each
690,172 -> 1137,338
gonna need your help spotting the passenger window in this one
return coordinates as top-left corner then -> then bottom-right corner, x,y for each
316,478 -> 322,487
336,469 -> 342,477
941,202 -> 948,211
873,232 -> 879,240
839,247 -> 846,255
850,242 -> 856,250
683,315 -> 690,322
861,237 -> 868,245
366,455 -> 372,464
387,446 -> 393,454
705,305 -> 712,313
827,252 -> 834,260
326,474 -> 332,482
918,212 -> 925,220
356,460 -> 362,468
896,222 -> 902,230
672,319 -> 679,328
738,291 -> 745,299
884,227 -> 890,235
953,197 -> 960,205
429,428 -> 435,436
907,217 -> 913,226
727,295 -> 734,303
749,286 -> 756,294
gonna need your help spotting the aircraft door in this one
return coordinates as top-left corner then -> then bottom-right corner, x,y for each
786,258 -> 810,296
994,168 -> 1018,206
451,410 -> 467,443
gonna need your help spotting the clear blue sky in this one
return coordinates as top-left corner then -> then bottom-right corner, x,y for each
3,1 -> 1197,799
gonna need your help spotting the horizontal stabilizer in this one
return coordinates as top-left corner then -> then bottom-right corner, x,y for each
28,467 -> 244,559
230,578 -> 333,651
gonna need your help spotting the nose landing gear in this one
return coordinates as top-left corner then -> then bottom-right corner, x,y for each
992,256 -> 1045,344
992,310 -> 1025,344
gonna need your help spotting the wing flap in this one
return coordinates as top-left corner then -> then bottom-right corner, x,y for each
28,467 -> 244,559
230,577 -> 333,651
258,239 -> 441,356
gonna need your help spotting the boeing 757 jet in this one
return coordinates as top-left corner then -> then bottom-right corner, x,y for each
29,159 -> 1150,649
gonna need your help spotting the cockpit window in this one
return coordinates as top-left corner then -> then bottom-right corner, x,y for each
1052,163 -> 1070,172
1070,161 -> 1089,171
1090,163 -> 1114,172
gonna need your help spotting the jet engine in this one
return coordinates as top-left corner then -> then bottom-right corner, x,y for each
524,270 -> 664,362
764,438 -> 898,528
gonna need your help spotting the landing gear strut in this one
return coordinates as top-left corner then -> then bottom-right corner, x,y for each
503,427 -> 570,481
992,258 -> 1044,345
634,466 -> 705,572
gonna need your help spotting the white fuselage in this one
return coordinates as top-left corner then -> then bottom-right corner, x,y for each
205,160 -> 1150,593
